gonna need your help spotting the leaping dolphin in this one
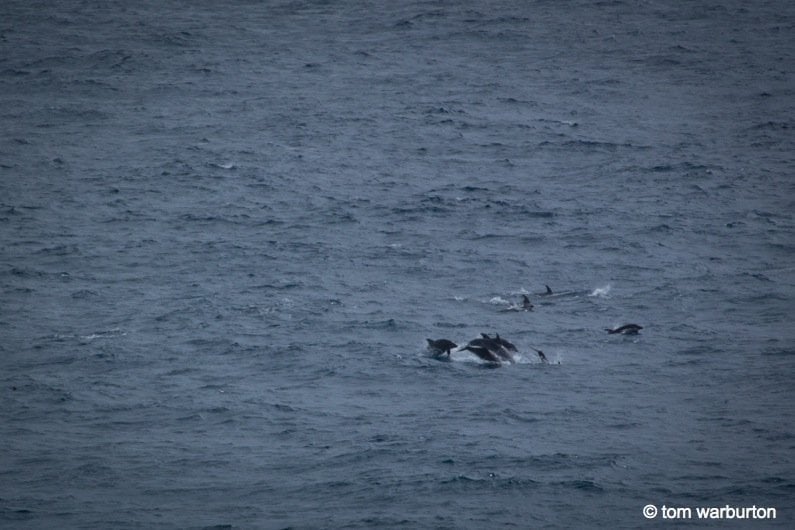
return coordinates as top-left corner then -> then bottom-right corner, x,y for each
461,343 -> 502,363
529,346 -> 548,363
466,336 -> 515,363
480,333 -> 518,352
426,338 -> 457,356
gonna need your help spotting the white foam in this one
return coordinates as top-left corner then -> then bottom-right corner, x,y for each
489,296 -> 510,305
80,328 -> 126,341
589,284 -> 611,297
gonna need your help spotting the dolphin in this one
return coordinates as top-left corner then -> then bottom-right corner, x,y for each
521,295 -> 534,311
529,346 -> 548,363
605,324 -> 643,335
480,333 -> 518,352
426,338 -> 457,356
467,336 -> 514,363
461,343 -> 502,363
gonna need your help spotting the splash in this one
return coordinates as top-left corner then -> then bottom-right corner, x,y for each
489,296 -> 510,305
209,161 -> 236,170
589,284 -> 611,297
80,328 -> 127,341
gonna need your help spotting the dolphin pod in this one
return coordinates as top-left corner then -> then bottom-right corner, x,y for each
426,333 -> 544,365
466,336 -> 515,363
426,285 -> 643,366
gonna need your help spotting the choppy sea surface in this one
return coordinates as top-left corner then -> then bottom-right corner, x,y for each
2,1 -> 794,528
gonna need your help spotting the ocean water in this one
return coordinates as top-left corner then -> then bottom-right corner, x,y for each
1,0 -> 794,528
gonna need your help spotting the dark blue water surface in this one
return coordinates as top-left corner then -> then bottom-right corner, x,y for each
2,1 -> 794,528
